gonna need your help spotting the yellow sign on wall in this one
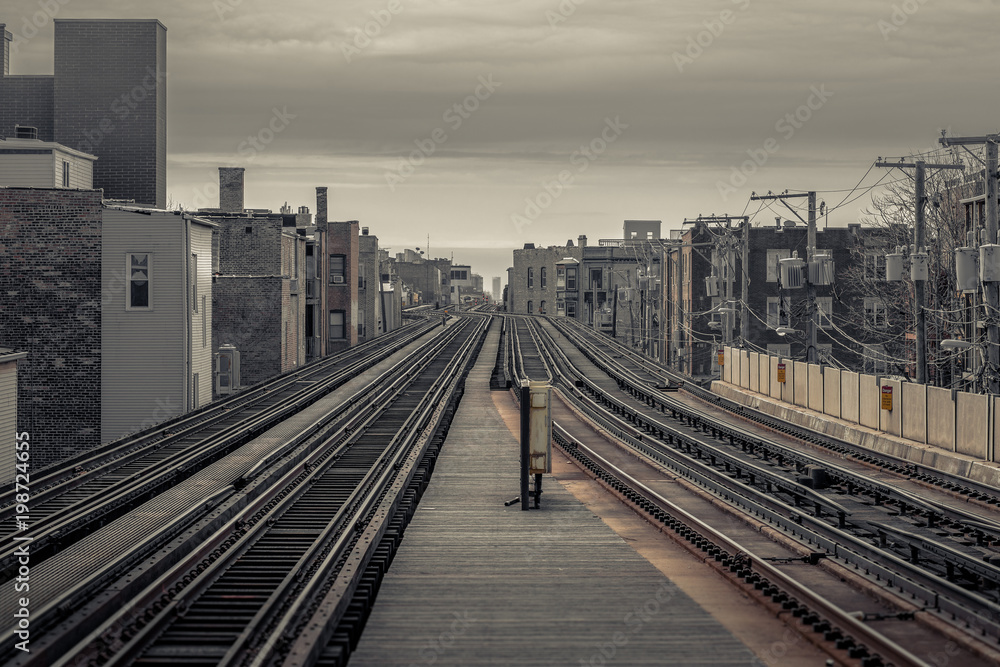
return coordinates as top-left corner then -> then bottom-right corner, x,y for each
717,350 -> 725,366
777,363 -> 786,383
881,385 -> 893,411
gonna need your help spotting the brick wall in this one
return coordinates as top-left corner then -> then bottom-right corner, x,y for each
212,276 -> 283,388
0,187 -> 103,468
326,221 -> 359,354
214,216 -> 284,275
0,76 -> 55,141
219,167 -> 244,212
53,20 -> 166,207
510,245 -> 580,315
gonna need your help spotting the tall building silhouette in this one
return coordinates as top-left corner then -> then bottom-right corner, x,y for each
0,19 -> 166,207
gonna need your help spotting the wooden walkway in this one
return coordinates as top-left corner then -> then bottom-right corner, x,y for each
349,325 -> 755,666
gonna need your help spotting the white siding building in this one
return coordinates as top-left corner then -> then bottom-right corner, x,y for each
0,137 -> 96,189
0,349 -> 27,486
101,207 -> 216,442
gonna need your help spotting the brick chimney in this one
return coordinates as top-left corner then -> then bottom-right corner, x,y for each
219,167 -> 245,213
316,186 -> 328,227
578,235 -> 587,248
2,25 -> 12,76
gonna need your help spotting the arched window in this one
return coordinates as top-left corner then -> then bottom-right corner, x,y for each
527,300 -> 533,314
540,300 -> 546,314
540,266 -> 547,289
527,267 -> 534,288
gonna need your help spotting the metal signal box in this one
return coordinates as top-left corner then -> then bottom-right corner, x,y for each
527,381 -> 552,474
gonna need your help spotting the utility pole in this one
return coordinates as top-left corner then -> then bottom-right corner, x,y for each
750,192 -> 818,363
741,218 -> 750,344
876,159 -> 965,384
938,135 -> 998,394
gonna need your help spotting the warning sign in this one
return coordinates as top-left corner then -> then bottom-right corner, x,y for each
881,385 -> 893,411
718,349 -> 725,366
777,363 -> 786,383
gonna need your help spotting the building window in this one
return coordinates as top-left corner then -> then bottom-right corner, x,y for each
566,300 -> 577,318
815,296 -> 832,328
527,300 -> 533,314
62,160 -> 70,187
766,296 -> 788,329
540,300 -> 546,314
766,343 -> 791,357
566,267 -> 577,290
864,297 -> 887,328
330,255 -> 346,284
557,266 -> 565,288
358,309 -> 366,338
191,253 -> 198,310
540,267 -> 547,289
767,249 -> 791,282
590,268 -> 603,289
863,344 -> 888,374
329,310 -> 346,339
557,299 -> 565,316
864,253 -> 886,281
528,267 -> 534,289
127,253 -> 151,310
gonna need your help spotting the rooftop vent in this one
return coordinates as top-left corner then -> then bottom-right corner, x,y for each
14,125 -> 38,140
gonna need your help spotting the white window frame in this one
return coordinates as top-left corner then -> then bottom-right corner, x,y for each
815,296 -> 832,329
864,297 -> 888,328
863,344 -> 888,374
864,253 -> 886,281
126,253 -> 153,311
766,296 -> 788,329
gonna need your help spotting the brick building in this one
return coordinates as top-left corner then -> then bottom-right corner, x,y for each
664,219 -> 870,379
325,219 -> 360,353
0,19 -> 167,207
204,168 -> 307,389
510,238 -> 584,316
0,187 -> 214,467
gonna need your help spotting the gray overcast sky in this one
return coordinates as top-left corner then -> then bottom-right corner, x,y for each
5,0 -> 999,281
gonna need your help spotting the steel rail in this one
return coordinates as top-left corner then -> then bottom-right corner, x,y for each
532,323 -> 1000,642
553,422 -> 933,667
547,319 -> 1000,546
44,323 -> 477,667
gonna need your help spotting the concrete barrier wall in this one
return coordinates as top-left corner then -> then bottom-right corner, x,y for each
926,386 -> 956,452
769,356 -> 781,400
879,378 -> 902,437
793,361 -> 809,408
994,397 -> 999,463
956,393 -> 989,459
841,371 -> 859,424
901,383 -> 926,444
715,350 -> 993,465
782,359 -> 795,404
823,368 -> 841,419
808,365 -> 824,412
859,374 -> 879,429
758,353 -> 769,396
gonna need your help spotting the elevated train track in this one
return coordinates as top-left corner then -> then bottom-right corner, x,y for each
3,315 -> 490,667
502,314 -> 1000,665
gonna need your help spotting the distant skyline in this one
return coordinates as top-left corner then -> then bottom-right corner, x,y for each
5,0 -> 998,284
